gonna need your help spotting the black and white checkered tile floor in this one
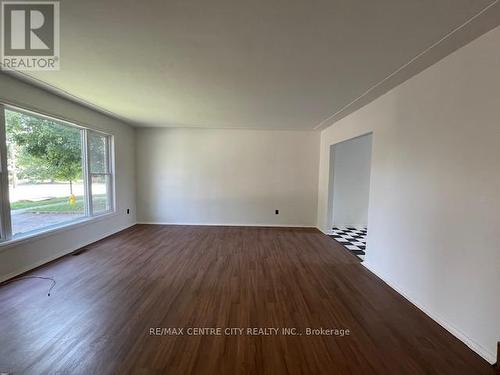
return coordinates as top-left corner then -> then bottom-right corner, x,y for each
330,226 -> 367,261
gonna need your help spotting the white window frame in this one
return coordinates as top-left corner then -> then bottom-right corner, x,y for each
0,102 -> 116,243
86,130 -> 115,216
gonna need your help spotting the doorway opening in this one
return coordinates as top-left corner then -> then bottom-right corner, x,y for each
327,133 -> 372,260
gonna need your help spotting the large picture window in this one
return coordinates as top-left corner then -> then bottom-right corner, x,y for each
0,104 -> 114,241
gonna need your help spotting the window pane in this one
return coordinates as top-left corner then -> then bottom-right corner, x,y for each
5,109 -> 85,237
91,174 -> 111,214
89,133 -> 108,173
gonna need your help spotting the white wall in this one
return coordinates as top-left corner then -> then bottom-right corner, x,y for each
136,128 -> 319,226
0,73 -> 136,282
317,26 -> 500,363
331,133 -> 372,227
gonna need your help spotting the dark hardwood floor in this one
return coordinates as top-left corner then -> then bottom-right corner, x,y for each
0,225 -> 494,374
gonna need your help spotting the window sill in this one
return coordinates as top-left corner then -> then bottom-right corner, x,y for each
0,211 -> 118,252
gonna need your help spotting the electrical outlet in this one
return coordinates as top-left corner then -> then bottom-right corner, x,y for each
275,209 -> 279,215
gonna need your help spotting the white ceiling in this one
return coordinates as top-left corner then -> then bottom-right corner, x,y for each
7,0 -> 499,129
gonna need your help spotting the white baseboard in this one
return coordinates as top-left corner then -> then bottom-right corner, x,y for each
333,223 -> 368,228
362,261 -> 496,365
137,221 -> 317,228
317,227 -> 334,235
0,222 -> 136,283
0,248 -> 75,284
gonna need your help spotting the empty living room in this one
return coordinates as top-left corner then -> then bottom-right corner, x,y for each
0,1 -> 499,374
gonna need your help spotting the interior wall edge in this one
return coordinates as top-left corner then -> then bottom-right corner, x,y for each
362,262 -> 497,364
